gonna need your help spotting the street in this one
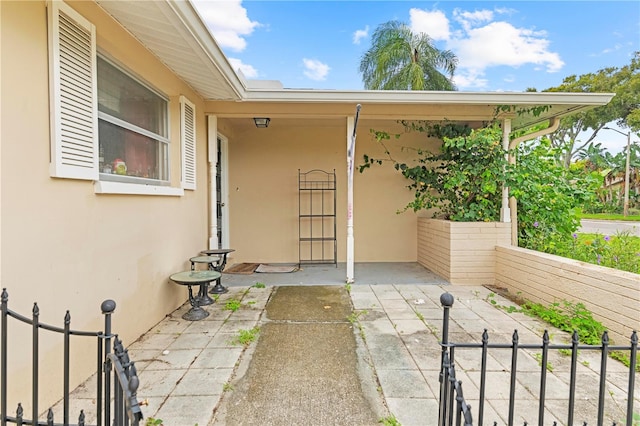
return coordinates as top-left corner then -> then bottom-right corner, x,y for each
579,219 -> 640,237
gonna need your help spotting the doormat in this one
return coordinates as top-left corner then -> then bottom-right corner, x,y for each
256,264 -> 298,273
224,263 -> 259,274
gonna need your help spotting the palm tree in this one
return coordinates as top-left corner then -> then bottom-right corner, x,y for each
359,20 -> 458,91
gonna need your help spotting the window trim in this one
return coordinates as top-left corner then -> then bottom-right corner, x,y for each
96,54 -> 171,186
94,181 -> 183,196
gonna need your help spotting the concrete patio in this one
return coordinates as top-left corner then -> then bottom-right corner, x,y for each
56,281 -> 638,425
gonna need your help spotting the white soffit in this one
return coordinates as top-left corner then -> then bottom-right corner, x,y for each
96,0 -> 243,101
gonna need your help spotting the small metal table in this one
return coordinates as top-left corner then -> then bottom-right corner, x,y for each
189,256 -> 219,305
169,270 -> 221,321
200,248 -> 235,294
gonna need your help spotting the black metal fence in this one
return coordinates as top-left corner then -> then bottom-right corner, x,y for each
1,289 -> 143,426
437,292 -> 638,426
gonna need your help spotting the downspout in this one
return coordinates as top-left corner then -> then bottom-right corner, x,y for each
506,116 -> 561,246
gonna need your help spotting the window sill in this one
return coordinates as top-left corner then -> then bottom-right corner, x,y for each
94,181 -> 184,196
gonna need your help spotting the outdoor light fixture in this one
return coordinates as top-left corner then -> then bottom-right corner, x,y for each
253,117 -> 270,128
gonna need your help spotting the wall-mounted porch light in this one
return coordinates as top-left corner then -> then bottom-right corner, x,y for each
253,117 -> 270,128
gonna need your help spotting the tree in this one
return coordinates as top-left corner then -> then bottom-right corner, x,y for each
507,140 -> 600,251
543,52 -> 640,168
359,20 -> 457,91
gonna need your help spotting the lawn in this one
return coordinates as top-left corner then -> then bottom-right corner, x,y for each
579,212 -> 640,221
563,232 -> 640,274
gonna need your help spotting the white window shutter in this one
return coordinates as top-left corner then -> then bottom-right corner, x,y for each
180,96 -> 196,190
48,1 -> 98,180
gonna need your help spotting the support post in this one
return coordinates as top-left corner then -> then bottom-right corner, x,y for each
346,105 -> 361,283
624,131 -> 631,217
346,116 -> 355,283
500,118 -> 511,223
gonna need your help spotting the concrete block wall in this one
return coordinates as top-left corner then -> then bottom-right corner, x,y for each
495,245 -> 640,345
417,218 -> 511,285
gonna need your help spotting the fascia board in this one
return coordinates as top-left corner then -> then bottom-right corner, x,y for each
241,89 -> 615,106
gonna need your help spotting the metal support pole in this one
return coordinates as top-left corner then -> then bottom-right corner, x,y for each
438,293 -> 454,426
1,289 -> 8,426
624,131 -> 631,217
102,300 -> 116,426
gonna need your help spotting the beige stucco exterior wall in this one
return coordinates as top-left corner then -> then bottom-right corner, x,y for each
1,1 -> 209,408
417,218 -> 511,285
217,118 -> 438,264
495,245 -> 640,345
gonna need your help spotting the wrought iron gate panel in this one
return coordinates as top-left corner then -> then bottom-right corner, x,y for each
1,289 -> 143,426
437,292 -> 638,426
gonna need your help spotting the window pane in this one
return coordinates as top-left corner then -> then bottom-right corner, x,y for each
99,120 -> 167,181
97,57 -> 167,137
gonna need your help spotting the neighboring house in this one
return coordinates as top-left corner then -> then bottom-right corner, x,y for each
0,0 -> 613,408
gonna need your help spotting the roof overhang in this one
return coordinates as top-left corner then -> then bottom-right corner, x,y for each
96,0 -> 245,101
235,90 -> 615,129
96,0 -> 614,130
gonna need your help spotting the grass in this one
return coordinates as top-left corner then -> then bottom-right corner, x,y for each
533,352 -> 554,372
558,232 -> 640,274
347,310 -> 368,341
579,212 -> 640,221
253,282 -> 266,288
489,294 -> 640,372
223,299 -> 242,312
233,326 -> 260,346
379,415 -> 401,425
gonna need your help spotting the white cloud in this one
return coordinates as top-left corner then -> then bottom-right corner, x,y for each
192,0 -> 259,52
453,9 -> 494,32
353,26 -> 369,44
449,21 -> 564,73
302,59 -> 330,81
421,7 -> 566,89
228,58 -> 258,78
409,9 -> 450,41
452,69 -> 489,89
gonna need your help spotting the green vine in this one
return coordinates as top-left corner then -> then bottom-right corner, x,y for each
360,121 -> 505,221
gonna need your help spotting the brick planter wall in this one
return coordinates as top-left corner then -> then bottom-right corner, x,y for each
417,218 -> 511,285
495,245 -> 640,344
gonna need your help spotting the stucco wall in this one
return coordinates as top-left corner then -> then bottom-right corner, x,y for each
495,245 -> 640,344
417,218 -> 511,285
1,1 -> 208,408
221,118 -> 437,264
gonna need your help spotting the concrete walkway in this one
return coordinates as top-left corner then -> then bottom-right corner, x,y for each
57,284 -> 638,425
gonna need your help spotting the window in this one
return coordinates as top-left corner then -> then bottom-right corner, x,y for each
98,57 -> 169,184
48,1 -> 196,194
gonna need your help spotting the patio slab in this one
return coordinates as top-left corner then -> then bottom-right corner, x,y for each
52,282 -> 638,425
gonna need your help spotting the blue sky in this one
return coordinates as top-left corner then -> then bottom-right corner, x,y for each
192,0 -> 639,152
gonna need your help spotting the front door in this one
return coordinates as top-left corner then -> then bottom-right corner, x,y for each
215,134 -> 230,249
